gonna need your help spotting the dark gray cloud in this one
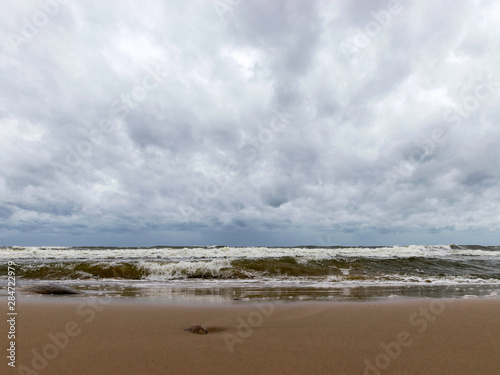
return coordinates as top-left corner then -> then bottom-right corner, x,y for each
0,0 -> 499,246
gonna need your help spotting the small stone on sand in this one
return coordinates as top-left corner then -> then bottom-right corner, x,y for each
20,284 -> 83,295
184,325 -> 208,334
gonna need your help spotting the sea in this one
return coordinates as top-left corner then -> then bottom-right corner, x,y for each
1,245 -> 499,303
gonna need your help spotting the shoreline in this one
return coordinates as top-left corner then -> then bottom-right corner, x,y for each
1,297 -> 499,374
6,280 -> 500,303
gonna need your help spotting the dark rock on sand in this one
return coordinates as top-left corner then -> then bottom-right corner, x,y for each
184,325 -> 208,334
20,284 -> 84,295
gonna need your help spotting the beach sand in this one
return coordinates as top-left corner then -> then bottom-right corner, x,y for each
2,297 -> 499,375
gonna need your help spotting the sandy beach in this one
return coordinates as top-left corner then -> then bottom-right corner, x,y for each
2,297 -> 499,375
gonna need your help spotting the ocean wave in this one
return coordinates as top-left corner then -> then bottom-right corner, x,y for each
139,259 -> 234,280
2,256 -> 499,284
1,244 -> 499,262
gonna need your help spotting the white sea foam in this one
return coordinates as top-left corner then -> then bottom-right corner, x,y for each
139,259 -> 232,280
2,245 -> 498,261
322,273 -> 500,286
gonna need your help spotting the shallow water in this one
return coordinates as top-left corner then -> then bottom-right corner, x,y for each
2,245 -> 499,302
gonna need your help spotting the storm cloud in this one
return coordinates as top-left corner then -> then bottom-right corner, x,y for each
1,0 -> 499,246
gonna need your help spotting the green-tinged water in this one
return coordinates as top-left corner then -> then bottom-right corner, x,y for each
1,245 -> 499,302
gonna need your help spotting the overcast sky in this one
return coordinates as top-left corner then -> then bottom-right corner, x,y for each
1,0 -> 499,247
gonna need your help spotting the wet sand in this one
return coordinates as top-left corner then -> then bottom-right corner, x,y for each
2,297 -> 499,375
